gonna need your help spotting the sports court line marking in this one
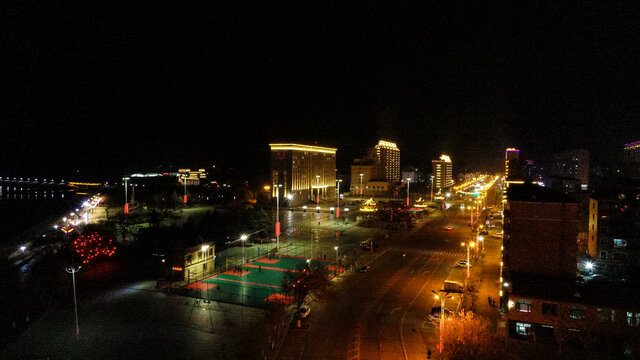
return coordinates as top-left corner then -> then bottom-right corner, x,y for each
278,255 -> 335,263
205,277 -> 282,289
244,264 -> 298,272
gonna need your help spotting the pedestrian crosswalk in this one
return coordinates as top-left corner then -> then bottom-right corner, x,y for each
390,247 -> 466,258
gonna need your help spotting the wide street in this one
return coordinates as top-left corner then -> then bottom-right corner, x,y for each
276,201 -> 502,360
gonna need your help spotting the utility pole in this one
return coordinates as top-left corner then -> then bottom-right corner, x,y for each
65,265 -> 81,338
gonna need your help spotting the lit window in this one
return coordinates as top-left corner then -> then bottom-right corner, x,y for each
627,312 -> 640,326
515,299 -> 532,313
515,322 -> 531,335
569,306 -> 586,320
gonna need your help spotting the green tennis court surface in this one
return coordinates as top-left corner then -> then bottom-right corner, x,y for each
178,255 -> 343,308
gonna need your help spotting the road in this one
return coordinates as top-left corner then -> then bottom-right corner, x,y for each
277,203 -> 482,359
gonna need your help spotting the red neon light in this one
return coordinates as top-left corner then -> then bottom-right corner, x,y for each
275,222 -> 281,236
336,207 -> 340,218
360,188 -> 363,195
316,195 -> 319,204
183,195 -> 187,203
407,197 -> 410,206
172,266 -> 183,271
124,203 -> 129,215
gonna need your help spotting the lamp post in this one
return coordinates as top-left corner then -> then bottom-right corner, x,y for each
461,241 -> 475,280
334,246 -> 339,265
65,265 -> 81,338
359,173 -> 363,200
432,290 -> 454,354
430,176 -> 434,203
316,175 -> 320,204
183,174 -> 188,204
123,177 -> 130,214
241,234 -> 248,264
336,179 -> 342,219
275,184 -> 282,251
406,178 -> 411,207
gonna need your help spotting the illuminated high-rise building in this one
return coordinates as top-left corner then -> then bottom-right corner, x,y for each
505,148 -> 522,180
431,154 -> 453,191
369,140 -> 400,181
550,149 -> 590,190
269,143 -> 337,202
624,140 -> 640,179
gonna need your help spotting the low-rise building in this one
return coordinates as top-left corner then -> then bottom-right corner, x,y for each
183,242 -> 215,282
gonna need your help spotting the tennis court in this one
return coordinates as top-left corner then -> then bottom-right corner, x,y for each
178,255 -> 343,308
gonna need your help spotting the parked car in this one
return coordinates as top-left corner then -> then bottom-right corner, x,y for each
479,230 -> 489,235
428,307 -> 453,323
455,259 -> 469,268
298,306 -> 311,318
444,226 -> 453,231
359,265 -> 369,273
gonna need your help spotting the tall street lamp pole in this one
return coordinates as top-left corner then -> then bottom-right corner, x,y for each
241,234 -> 248,264
461,241 -> 475,280
65,265 -> 81,338
359,173 -> 363,200
334,246 -> 339,265
336,179 -> 342,219
183,175 -> 188,204
275,184 -> 282,251
406,178 -> 411,207
123,177 -> 130,214
432,290 -> 454,354
316,175 -> 320,204
430,176 -> 434,203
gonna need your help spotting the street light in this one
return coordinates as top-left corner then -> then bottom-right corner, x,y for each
359,173 -> 363,200
316,175 -> 320,204
240,234 -> 248,264
275,184 -> 283,251
334,246 -> 339,264
65,265 -> 81,338
461,241 -> 475,280
336,179 -> 342,219
123,177 -> 130,214
432,290 -> 454,354
406,178 -> 411,207
430,175 -> 434,202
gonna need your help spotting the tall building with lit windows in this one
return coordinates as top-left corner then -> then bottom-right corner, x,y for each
269,143 -> 337,202
624,140 -> 640,179
431,154 -> 453,191
369,140 -> 400,181
505,148 -> 522,181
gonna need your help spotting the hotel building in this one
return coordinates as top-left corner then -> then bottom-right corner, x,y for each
269,143 -> 337,202
369,140 -> 400,181
431,154 -> 453,192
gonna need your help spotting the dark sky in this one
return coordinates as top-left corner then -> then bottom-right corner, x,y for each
2,1 -> 640,179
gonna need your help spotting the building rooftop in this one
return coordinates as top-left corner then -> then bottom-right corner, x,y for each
269,143 -> 337,154
507,182 -> 577,203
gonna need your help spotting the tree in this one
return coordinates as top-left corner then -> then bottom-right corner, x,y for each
441,311 -> 512,360
281,262 -> 332,312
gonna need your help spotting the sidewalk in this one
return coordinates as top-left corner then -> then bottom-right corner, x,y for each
469,232 -> 504,333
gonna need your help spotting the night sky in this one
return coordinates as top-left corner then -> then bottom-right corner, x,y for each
3,1 -> 640,179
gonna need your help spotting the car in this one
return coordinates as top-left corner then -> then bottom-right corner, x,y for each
444,226 -> 453,231
491,233 -> 502,238
428,307 -> 453,323
298,306 -> 311,318
359,265 -> 369,273
479,230 -> 489,235
455,260 -> 469,268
